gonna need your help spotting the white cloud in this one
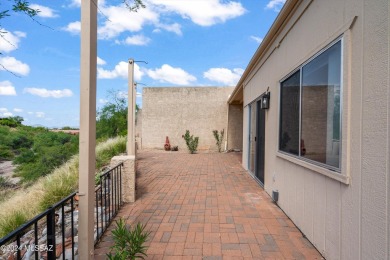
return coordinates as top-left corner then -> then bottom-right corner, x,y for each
136,92 -> 142,97
149,0 -> 246,26
116,35 -> 151,46
97,57 -> 106,65
30,4 -> 58,18
203,68 -> 244,85
23,88 -> 73,98
68,0 -> 81,7
265,0 -> 286,11
62,21 -> 81,35
0,81 -> 17,96
147,64 -> 196,85
99,98 -> 108,104
98,61 -> 143,81
0,108 -> 12,117
35,112 -> 45,118
13,108 -> 23,112
27,112 -> 34,115
0,30 -> 26,53
2,112 -> 13,117
0,56 -> 30,76
155,23 -> 182,36
250,36 -> 263,44
98,6 -> 158,39
65,0 -> 244,41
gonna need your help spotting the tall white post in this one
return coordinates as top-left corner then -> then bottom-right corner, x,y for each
127,59 -> 135,155
78,0 -> 97,258
133,78 -> 137,152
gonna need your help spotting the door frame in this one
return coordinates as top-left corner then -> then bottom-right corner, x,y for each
247,93 -> 267,187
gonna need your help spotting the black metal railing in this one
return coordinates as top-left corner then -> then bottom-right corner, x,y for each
95,162 -> 123,243
0,192 -> 77,260
0,162 -> 123,259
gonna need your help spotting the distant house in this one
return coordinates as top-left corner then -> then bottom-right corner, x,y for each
50,129 -> 80,135
228,0 -> 389,259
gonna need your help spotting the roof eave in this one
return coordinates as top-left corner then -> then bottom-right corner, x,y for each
228,0 -> 300,104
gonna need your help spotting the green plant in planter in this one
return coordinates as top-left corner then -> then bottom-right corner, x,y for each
182,130 -> 199,154
212,129 -> 225,153
107,219 -> 150,260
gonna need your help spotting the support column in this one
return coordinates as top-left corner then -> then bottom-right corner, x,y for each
78,0 -> 97,259
127,59 -> 135,155
133,78 -> 137,154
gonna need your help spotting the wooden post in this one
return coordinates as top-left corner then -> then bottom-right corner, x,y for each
127,59 -> 135,155
78,0 -> 97,258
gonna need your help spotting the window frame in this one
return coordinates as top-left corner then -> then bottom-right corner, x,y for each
278,37 -> 343,173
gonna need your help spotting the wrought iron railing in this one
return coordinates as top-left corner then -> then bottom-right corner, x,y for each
0,162 -> 123,259
95,162 -> 123,243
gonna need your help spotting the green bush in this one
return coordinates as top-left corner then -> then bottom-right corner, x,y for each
9,133 -> 33,150
182,130 -> 199,154
0,144 -> 14,160
14,131 -> 79,183
107,219 -> 150,260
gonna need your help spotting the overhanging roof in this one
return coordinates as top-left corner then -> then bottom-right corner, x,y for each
228,0 -> 300,105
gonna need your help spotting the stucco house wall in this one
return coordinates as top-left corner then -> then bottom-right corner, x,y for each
142,87 -> 234,152
235,0 -> 389,259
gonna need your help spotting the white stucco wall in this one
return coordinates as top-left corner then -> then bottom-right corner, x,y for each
241,0 -> 389,259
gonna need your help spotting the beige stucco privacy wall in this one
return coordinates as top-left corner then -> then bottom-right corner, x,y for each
142,87 -> 234,151
232,0 -> 389,259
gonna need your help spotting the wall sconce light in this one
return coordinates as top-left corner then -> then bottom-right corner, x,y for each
261,92 -> 270,109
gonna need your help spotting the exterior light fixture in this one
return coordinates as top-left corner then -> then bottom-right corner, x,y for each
261,92 -> 270,109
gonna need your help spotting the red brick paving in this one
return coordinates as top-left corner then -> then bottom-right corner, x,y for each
95,151 -> 323,259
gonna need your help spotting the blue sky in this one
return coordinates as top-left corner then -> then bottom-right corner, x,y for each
0,0 -> 284,128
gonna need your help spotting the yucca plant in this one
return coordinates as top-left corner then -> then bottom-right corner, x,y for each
107,219 -> 150,260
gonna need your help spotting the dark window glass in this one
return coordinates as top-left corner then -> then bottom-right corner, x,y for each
278,40 -> 342,170
301,41 -> 341,168
279,70 -> 300,155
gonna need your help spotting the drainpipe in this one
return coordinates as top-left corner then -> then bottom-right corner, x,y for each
78,0 -> 97,259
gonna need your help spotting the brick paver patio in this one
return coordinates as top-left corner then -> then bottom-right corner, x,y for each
95,151 -> 323,259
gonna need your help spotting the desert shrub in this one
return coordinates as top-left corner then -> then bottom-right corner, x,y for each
9,132 -> 33,150
212,129 -> 225,153
0,144 -> 14,160
182,130 -> 199,154
14,132 -> 79,182
0,211 -> 28,237
107,219 -> 150,260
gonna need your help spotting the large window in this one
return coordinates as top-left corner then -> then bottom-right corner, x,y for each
279,39 -> 342,170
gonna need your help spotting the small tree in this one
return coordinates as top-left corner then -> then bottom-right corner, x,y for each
182,130 -> 199,154
212,129 -> 225,153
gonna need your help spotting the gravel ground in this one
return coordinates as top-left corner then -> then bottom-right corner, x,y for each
0,161 -> 20,184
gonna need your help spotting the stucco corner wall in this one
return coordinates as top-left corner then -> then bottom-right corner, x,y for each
227,104 -> 243,151
142,87 -> 234,152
